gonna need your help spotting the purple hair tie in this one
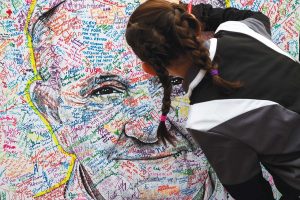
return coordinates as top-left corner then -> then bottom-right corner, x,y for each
210,69 -> 219,76
160,115 -> 167,122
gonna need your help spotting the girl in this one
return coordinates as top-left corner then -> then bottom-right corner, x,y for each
125,0 -> 300,199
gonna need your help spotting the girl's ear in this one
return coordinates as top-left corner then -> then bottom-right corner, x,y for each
142,62 -> 157,75
30,80 -> 61,125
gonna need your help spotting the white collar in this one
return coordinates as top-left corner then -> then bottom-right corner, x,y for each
185,38 -> 217,98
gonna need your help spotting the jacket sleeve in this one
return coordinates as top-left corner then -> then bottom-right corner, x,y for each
181,3 -> 271,34
188,128 -> 261,185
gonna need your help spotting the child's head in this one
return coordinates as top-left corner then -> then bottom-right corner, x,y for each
126,0 -> 240,144
126,0 -> 202,71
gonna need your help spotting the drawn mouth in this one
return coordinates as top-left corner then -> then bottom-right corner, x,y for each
112,148 -> 190,161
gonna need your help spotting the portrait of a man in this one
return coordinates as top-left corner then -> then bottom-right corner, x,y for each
0,0 -> 298,199
28,0 -> 229,199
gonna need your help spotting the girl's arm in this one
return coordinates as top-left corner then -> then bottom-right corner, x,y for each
183,3 -> 271,35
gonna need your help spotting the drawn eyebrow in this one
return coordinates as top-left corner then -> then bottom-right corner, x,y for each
31,0 -> 66,38
94,75 -> 119,84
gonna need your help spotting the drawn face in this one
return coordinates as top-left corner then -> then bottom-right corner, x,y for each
32,0 -> 214,198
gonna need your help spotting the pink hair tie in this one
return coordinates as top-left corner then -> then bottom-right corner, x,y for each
187,2 -> 192,14
160,115 -> 167,122
210,69 -> 219,76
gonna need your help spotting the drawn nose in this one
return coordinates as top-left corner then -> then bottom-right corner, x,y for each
124,96 -> 160,143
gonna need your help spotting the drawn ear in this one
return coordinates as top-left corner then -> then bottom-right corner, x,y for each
142,62 -> 157,75
30,80 -> 62,124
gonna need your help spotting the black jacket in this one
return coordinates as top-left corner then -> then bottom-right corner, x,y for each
183,4 -> 300,189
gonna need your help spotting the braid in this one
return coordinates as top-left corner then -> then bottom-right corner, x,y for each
172,7 -> 242,90
192,39 -> 242,90
155,68 -> 176,146
146,58 -> 176,146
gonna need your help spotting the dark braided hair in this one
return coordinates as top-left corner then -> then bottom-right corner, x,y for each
125,0 -> 241,145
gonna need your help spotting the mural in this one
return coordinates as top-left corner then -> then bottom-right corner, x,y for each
0,0 -> 298,199
228,0 -> 300,61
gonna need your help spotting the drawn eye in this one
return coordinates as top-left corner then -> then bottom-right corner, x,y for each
90,86 -> 122,96
171,77 -> 183,85
170,77 -> 185,98
86,80 -> 127,109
